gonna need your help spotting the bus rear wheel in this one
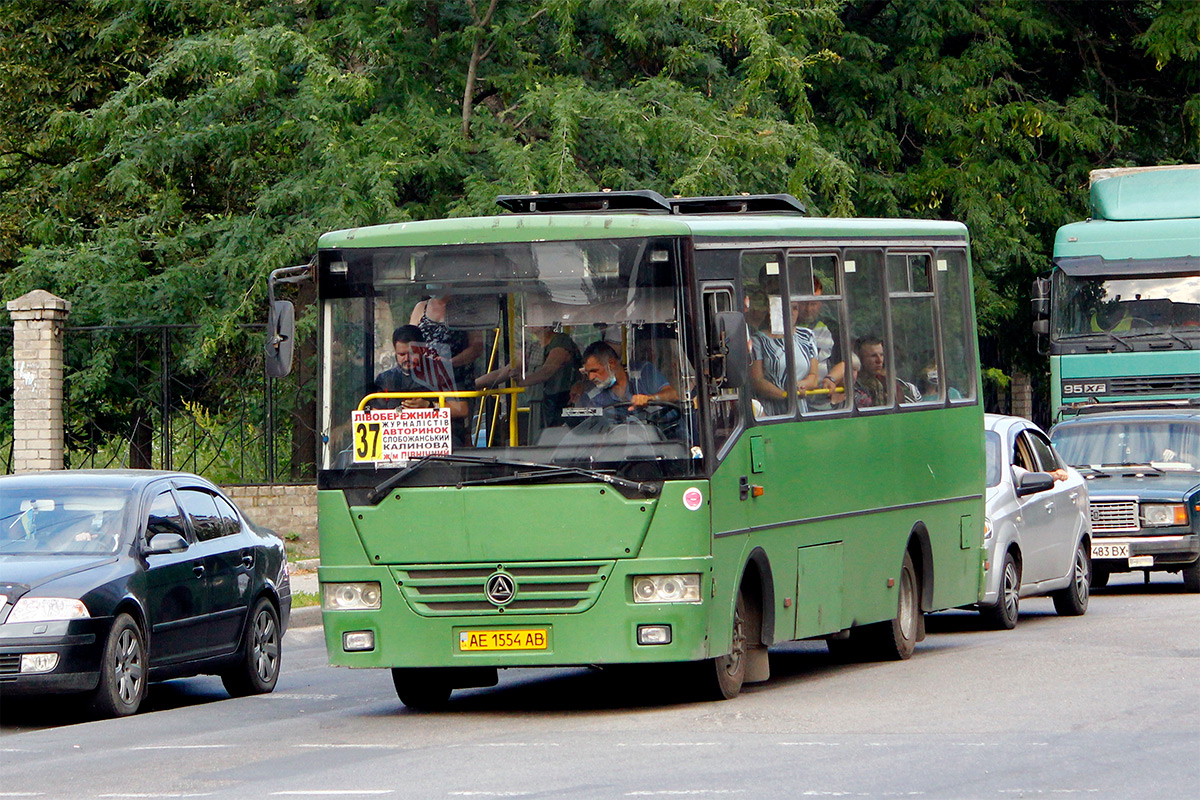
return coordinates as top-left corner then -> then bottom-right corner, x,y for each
392,668 -> 452,711
856,551 -> 921,661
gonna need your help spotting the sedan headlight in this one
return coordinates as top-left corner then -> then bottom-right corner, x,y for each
6,597 -> 90,624
322,582 -> 382,610
632,574 -> 701,603
1141,504 -> 1188,527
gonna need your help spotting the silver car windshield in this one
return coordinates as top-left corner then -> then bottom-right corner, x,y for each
0,489 -> 131,556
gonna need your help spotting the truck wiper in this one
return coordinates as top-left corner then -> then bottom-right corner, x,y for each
1056,332 -> 1134,351
455,464 -> 660,495
1119,330 -> 1194,349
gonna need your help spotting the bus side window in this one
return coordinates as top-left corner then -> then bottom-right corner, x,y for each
888,252 -> 938,406
844,249 -> 889,410
936,249 -> 976,401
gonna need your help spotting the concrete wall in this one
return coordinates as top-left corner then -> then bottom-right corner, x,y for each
223,484 -> 317,541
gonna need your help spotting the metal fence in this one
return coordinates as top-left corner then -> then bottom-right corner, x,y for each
57,324 -> 315,484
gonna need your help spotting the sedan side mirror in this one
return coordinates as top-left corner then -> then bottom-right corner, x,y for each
145,532 -> 189,555
1015,471 -> 1055,497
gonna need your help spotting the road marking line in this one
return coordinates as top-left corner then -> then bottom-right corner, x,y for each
467,743 -> 560,747
131,745 -> 234,751
270,793 -> 393,797
627,792 -> 746,796
448,794 -> 531,797
614,743 -> 720,747
778,742 -> 842,746
97,795 -> 215,798
293,744 -> 402,749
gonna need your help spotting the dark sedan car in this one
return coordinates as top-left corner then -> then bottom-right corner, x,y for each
1051,410 -> 1200,592
0,470 -> 291,716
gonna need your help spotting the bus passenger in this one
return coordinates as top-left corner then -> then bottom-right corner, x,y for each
574,341 -> 678,413
749,291 -> 819,416
410,295 -> 485,387
374,325 -> 468,421
853,336 -> 920,407
476,325 -> 582,427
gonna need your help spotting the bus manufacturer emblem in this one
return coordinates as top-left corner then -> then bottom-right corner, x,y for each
485,572 -> 516,606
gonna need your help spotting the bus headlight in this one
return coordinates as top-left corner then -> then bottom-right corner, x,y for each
322,582 -> 382,610
1142,504 -> 1187,527
632,574 -> 701,603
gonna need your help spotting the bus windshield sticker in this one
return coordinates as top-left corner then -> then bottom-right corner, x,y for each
351,408 -> 452,463
683,487 -> 704,511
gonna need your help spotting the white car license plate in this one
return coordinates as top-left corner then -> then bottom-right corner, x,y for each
1092,542 -> 1129,559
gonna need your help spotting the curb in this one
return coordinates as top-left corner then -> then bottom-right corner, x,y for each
289,604 -> 323,630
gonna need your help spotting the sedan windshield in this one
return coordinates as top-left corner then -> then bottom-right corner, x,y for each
0,488 -> 131,555
1052,421 -> 1200,470
319,237 -> 699,487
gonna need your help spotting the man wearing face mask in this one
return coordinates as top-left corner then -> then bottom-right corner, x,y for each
575,341 -> 678,413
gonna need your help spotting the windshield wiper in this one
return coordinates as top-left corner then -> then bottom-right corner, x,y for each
1119,330 -> 1194,349
1056,332 -> 1134,351
1075,466 -> 1111,478
455,464 -> 660,495
367,453 -> 659,503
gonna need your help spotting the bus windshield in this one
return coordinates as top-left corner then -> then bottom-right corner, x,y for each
319,237 -> 700,485
1052,270 -> 1200,341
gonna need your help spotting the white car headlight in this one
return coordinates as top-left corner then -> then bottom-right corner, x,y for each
1141,504 -> 1187,527
322,582 -> 382,610
632,574 -> 701,603
6,597 -> 90,624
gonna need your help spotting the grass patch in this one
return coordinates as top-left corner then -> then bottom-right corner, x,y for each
292,590 -> 320,609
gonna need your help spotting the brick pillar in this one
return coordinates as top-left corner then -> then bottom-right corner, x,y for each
7,290 -> 71,471
1011,370 -> 1033,421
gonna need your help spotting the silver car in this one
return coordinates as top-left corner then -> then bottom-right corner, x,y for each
981,414 -> 1092,628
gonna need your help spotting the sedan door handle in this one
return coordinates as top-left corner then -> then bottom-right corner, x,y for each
193,564 -> 206,579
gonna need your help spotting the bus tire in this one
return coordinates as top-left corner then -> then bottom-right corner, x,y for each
697,589 -> 748,700
858,551 -> 921,660
392,668 -> 453,711
1051,540 -> 1090,616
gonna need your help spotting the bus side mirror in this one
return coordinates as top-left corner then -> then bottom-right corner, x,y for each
265,300 -> 295,379
715,312 -> 749,389
1032,319 -> 1050,336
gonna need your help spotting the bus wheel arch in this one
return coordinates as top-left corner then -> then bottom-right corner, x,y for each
907,525 -> 934,615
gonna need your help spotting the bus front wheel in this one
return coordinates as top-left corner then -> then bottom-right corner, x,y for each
696,589 -> 748,700
392,668 -> 452,711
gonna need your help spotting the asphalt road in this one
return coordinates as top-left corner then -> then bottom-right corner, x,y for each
2,572 -> 1196,799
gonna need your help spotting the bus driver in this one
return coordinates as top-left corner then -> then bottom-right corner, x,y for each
574,341 -> 679,413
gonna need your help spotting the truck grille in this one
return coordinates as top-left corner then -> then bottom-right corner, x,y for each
1090,501 -> 1140,533
392,561 -> 614,617
1108,375 -> 1200,396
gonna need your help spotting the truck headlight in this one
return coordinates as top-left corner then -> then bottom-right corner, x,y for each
632,574 -> 701,603
322,582 -> 382,610
6,598 -> 90,624
1141,504 -> 1187,527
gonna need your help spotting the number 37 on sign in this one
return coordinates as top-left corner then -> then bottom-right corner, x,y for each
351,407 -> 453,463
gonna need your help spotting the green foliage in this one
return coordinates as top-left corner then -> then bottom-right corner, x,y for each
1,0 -> 1196,461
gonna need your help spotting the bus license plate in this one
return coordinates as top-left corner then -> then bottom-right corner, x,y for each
459,629 -> 548,652
1092,542 -> 1129,559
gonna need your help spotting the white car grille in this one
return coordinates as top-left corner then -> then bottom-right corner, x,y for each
1089,501 -> 1140,533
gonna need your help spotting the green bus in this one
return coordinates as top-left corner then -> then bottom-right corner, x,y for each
267,191 -> 985,706
1033,165 -> 1200,421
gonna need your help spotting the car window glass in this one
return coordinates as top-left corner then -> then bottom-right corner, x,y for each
1026,430 -> 1061,474
985,431 -> 1002,488
214,495 -> 243,537
1013,435 -> 1038,472
146,491 -> 187,541
176,489 -> 224,542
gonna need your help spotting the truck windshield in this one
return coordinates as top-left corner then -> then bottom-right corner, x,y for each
319,237 -> 701,485
1052,270 -> 1200,342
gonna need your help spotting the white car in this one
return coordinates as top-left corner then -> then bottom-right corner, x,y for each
980,414 -> 1092,628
